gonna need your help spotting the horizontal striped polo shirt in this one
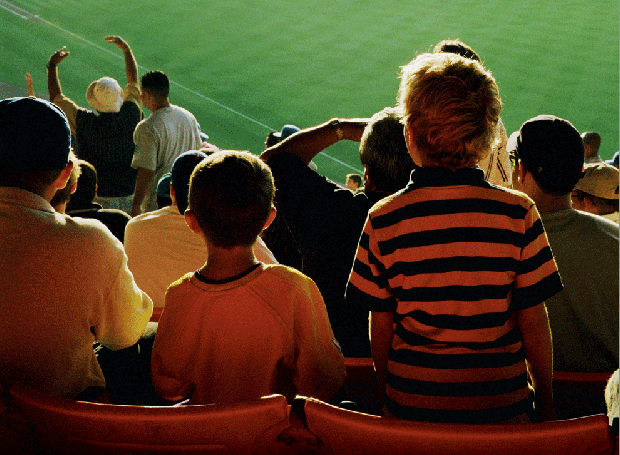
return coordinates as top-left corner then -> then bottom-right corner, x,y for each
346,166 -> 563,423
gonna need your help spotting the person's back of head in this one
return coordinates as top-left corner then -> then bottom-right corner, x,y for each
433,38 -> 481,62
67,159 -> 98,211
156,173 -> 172,209
508,115 -> 584,196
0,97 -> 71,197
141,70 -> 170,100
581,131 -> 601,157
397,53 -> 501,171
188,151 -> 275,248
264,125 -> 300,150
170,149 -> 213,214
51,152 -> 81,210
359,107 -> 415,193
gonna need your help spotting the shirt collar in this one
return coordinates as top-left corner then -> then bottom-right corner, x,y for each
405,166 -> 488,190
0,187 -> 54,213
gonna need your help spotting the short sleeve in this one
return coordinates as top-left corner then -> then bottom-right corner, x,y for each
132,121 -> 158,171
511,204 -> 563,311
346,214 -> 398,312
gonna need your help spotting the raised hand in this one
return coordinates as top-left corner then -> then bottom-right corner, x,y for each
104,36 -> 129,50
48,46 -> 70,66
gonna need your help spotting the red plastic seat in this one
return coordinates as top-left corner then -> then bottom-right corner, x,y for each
9,383 -> 295,455
295,396 -> 616,455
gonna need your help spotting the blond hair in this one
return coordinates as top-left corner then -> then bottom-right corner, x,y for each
398,53 -> 501,171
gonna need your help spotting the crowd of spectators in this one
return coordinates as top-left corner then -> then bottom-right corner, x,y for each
0,37 -> 616,425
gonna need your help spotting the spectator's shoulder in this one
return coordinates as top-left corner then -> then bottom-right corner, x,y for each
62,213 -> 123,252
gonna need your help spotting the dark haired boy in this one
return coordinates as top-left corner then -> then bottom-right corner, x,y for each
151,150 -> 345,404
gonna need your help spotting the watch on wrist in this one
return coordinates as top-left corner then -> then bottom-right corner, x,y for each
330,118 -> 344,140
46,62 -> 57,70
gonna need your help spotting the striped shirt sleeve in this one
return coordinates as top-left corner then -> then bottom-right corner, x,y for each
346,215 -> 397,312
511,203 -> 563,310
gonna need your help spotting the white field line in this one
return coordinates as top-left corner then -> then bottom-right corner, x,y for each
1,0 -> 363,173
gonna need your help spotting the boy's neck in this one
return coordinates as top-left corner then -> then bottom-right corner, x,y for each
198,244 -> 258,282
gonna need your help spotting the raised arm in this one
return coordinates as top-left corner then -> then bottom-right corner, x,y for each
25,73 -> 35,97
260,117 -> 369,165
47,46 -> 70,102
104,36 -> 138,84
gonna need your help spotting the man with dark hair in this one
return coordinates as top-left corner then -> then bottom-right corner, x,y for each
511,115 -> 618,373
433,38 -> 481,61
260,107 -> 415,357
131,70 -> 202,216
582,131 -> 603,164
0,97 -> 152,399
125,149 -> 277,308
65,159 -> 132,242
345,173 -> 363,191
47,36 -> 142,213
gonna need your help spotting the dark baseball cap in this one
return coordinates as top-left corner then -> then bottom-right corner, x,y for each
0,97 -> 71,170
507,115 -> 584,195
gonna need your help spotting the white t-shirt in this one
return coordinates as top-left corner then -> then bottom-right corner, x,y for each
132,105 -> 202,212
124,205 -> 278,308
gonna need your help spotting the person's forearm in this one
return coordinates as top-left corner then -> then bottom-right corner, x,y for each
123,46 -> 138,84
370,311 -> 395,405
132,168 -> 155,216
47,66 -> 62,102
518,302 -> 555,421
260,118 -> 369,165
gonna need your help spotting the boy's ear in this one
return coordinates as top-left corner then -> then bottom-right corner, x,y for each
184,209 -> 203,234
262,205 -> 277,232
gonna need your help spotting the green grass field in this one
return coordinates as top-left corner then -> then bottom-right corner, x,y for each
2,0 -> 618,182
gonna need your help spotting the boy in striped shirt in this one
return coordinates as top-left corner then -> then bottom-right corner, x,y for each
346,53 -> 562,423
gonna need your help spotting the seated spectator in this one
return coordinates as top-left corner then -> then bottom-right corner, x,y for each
345,173 -> 363,191
66,160 -> 132,242
347,53 -> 562,423
0,97 -> 152,400
433,38 -> 511,188
47,36 -> 142,213
510,115 -> 619,373
151,151 -> 345,404
582,132 -> 603,164
124,150 -> 277,309
260,107 -> 415,357
571,162 -> 619,223
156,173 -> 172,208
50,150 -> 80,213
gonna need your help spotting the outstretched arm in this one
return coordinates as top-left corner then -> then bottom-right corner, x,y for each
104,36 -> 138,84
47,46 -> 70,102
260,117 -> 369,165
